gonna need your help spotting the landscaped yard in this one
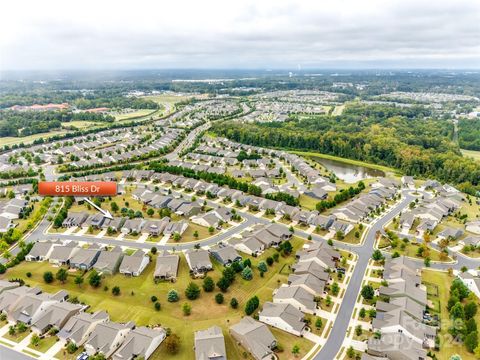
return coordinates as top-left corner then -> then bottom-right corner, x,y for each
1,237 -> 314,360
28,335 -> 58,353
168,223 -> 218,243
422,269 -> 480,360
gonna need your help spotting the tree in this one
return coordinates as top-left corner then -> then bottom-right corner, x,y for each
112,286 -> 121,296
154,302 -> 161,311
74,275 -> 84,288
359,308 -> 366,319
245,296 -> 260,315
43,271 -> 54,284
355,325 -> 363,336
371,250 -> 384,261
150,246 -> 157,255
331,282 -> 340,296
202,276 -> 215,292
215,293 -> 224,304
257,261 -> 268,273
151,295 -> 158,302
292,344 -> 300,357
241,266 -> 253,280
88,270 -> 102,288
167,289 -> 180,302
193,230 -> 199,238
216,277 -> 230,292
243,259 -> 252,268
465,301 -> 478,320
465,331 -> 478,353
66,342 -> 78,354
111,201 -> 119,213
230,298 -> 238,309
222,267 -> 236,284
315,318 -> 323,329
361,285 -> 375,300
450,302 -> 465,319
30,334 -> 40,347
346,346 -> 355,358
164,334 -> 181,354
56,268 -> 68,284
208,226 -> 214,234
147,208 -> 154,217
182,302 -> 191,316
266,257 -> 274,266
173,232 -> 181,242
185,282 -> 201,300
282,240 -> 293,255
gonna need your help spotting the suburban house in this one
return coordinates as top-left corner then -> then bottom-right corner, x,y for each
84,321 -> 135,358
119,251 -> 150,277
154,251 -> 180,282
62,212 -> 89,228
112,326 -> 166,360
209,245 -> 242,266
229,237 -> 265,256
58,311 -> 110,346
70,248 -> 101,271
121,219 -> 146,234
287,273 -> 325,296
185,249 -> 213,275
26,240 -> 58,262
367,333 -> 427,360
194,326 -> 227,360
259,302 -> 306,336
31,301 -> 83,334
273,285 -> 317,314
49,243 -> 79,266
466,221 -> 480,235
230,317 -> 277,360
93,248 -> 124,275
142,218 -> 170,236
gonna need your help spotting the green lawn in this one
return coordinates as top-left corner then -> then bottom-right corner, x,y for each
422,269 -> 480,360
168,223 -> 218,243
2,237 -> 312,360
28,335 -> 58,352
299,194 -> 319,211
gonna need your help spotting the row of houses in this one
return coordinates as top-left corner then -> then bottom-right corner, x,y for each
0,282 -> 165,359
63,211 -> 188,237
0,198 -> 29,233
26,241 -> 150,276
399,196 -> 461,236
332,185 -> 398,224
365,256 -> 436,360
229,223 -> 292,256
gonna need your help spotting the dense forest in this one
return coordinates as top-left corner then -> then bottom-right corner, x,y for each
458,118 -> 480,150
211,104 -> 480,194
0,110 -> 114,137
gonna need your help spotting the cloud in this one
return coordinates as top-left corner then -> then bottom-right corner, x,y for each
1,0 -> 479,70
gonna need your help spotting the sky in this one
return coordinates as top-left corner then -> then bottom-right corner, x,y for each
1,0 -> 479,70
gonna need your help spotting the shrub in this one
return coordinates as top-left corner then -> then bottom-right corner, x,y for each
215,293 -> 224,304
43,271 -> 54,284
155,302 -> 161,311
230,297 -> 239,309
112,286 -> 121,296
182,302 -> 191,316
167,289 -> 179,302
185,282 -> 201,300
202,276 -> 215,292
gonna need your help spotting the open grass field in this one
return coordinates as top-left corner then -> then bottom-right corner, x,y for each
462,149 -> 480,162
383,241 -> 449,262
113,109 -> 158,121
61,121 -> 97,129
423,269 -> 480,360
1,237 -> 314,360
0,130 -> 69,147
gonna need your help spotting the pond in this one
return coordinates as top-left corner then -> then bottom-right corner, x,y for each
310,156 -> 385,183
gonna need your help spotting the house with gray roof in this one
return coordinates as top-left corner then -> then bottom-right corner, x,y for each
295,242 -> 340,270
62,212 -> 89,227
367,332 -> 427,360
113,326 -> 166,360
101,217 -> 126,231
0,280 -> 20,295
292,260 -> 330,283
94,248 -> 124,275
185,249 -> 212,275
85,321 -> 135,358
121,218 -> 146,234
273,285 -> 317,314
49,243 -> 79,266
70,248 -> 100,271
210,245 -> 242,266
287,273 -> 325,297
120,251 -> 150,277
379,281 -> 427,307
0,286 -> 42,314
26,240 -> 58,261
437,227 -> 464,240
230,317 -> 276,360
142,218 -> 170,236
194,326 -> 227,360
259,302 -> 306,336
31,301 -> 83,334
229,237 -> 265,256
154,251 -> 180,281
58,310 -> 109,346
